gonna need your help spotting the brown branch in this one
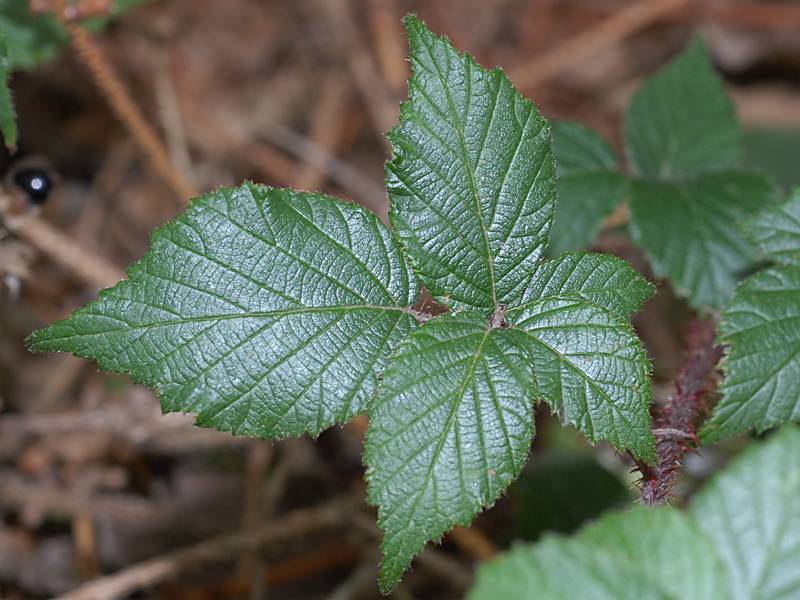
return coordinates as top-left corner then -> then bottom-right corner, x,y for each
51,0 -> 197,203
509,0 -> 692,91
293,72 -> 350,192
0,471 -> 177,522
449,526 -> 497,561
636,318 -> 723,504
2,208 -> 123,289
316,0 -> 397,141
54,495 -> 359,600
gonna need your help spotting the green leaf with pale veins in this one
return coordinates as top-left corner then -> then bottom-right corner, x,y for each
516,252 -> 653,319
469,427 -> 800,600
367,255 -> 654,590
365,313 -> 536,592
629,170 -> 778,309
701,265 -> 800,443
548,121 -> 627,254
469,507 -> 726,600
367,18 -> 655,589
701,194 -> 800,442
747,190 -> 800,266
28,184 -> 419,438
30,16 -> 660,594
0,34 -> 17,150
387,14 -> 556,312
508,253 -> 655,459
691,426 -> 800,599
624,37 -> 741,180
508,295 -> 654,462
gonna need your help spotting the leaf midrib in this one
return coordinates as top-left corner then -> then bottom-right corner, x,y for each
418,34 -> 498,307
387,325 -> 492,534
33,304 -> 415,342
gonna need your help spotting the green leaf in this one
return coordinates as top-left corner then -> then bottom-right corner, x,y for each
548,121 -> 627,254
470,506 -> 726,600
0,33 -> 17,150
747,191 -> 800,266
577,508 -> 726,600
691,426 -> 800,599
624,37 -> 741,180
0,0 -> 65,71
387,14 -> 556,312
629,170 -> 778,309
365,313 -> 535,592
516,252 -> 653,318
28,184 -> 419,438
366,250 -> 654,589
509,295 -> 654,461
509,253 -> 654,459
701,265 -> 800,443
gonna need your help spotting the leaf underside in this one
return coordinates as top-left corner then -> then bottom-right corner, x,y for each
471,426 -> 800,600
29,184 -> 419,438
691,426 -> 800,599
470,506 -> 725,600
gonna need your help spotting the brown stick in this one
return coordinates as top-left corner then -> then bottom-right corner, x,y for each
0,471 -> 177,522
236,442 -> 274,597
510,0 -> 693,91
368,0 -> 408,93
449,526 -> 497,561
53,1 -> 197,203
5,212 -> 123,289
636,318 -> 723,504
54,496 -> 359,600
317,0 -> 397,139
294,73 -> 350,192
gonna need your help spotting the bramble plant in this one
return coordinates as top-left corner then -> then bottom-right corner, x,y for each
23,14 -> 800,594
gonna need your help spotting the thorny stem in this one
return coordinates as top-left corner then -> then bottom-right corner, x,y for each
635,318 -> 723,504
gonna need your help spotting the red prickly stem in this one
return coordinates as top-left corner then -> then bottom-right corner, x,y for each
635,318 -> 723,505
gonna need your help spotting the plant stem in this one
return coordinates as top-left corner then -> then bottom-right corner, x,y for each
636,317 -> 723,504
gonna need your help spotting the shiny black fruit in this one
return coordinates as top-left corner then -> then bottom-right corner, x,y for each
12,167 -> 53,204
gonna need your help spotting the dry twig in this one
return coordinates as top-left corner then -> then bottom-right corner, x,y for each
316,0 -> 397,140
2,209 -> 122,289
510,0 -> 693,90
52,0 -> 197,202
54,496 -> 360,600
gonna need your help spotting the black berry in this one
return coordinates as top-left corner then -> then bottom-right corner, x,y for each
13,167 -> 53,204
